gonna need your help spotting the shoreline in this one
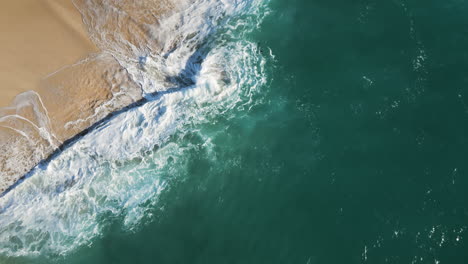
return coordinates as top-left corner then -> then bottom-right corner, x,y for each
0,93 -> 151,197
0,0 -> 188,193
0,0 -> 100,192
0,0 -> 146,192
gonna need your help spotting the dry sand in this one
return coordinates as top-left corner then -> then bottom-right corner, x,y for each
0,0 -> 98,107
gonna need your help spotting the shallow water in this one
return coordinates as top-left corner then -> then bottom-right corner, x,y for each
2,0 -> 468,263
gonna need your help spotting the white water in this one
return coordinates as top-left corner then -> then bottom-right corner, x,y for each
0,0 -> 270,257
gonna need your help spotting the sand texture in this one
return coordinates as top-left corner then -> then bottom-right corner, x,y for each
0,54 -> 143,192
0,0 -> 98,107
0,0 -> 174,192
0,0 -> 196,193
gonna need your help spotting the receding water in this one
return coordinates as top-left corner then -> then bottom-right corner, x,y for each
2,0 -> 468,263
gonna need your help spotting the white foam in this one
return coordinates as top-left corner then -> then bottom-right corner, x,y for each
0,0 -> 270,258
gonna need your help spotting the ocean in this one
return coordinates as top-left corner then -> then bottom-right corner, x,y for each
1,0 -> 468,263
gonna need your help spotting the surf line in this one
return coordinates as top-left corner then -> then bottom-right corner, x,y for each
0,47 -> 210,198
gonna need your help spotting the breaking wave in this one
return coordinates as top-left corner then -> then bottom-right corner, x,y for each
0,0 -> 270,258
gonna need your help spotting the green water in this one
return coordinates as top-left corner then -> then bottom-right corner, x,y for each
7,0 -> 468,263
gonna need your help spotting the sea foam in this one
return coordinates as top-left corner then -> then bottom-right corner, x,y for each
0,0 -> 270,258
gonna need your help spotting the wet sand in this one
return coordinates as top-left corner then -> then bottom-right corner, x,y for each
0,0 -> 193,193
0,0 -> 98,107
0,0 -> 146,192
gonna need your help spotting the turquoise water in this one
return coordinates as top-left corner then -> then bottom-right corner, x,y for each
2,0 -> 468,263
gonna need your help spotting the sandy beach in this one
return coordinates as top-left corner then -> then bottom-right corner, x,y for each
0,0 -> 195,192
0,0 -> 97,107
0,0 -> 148,192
